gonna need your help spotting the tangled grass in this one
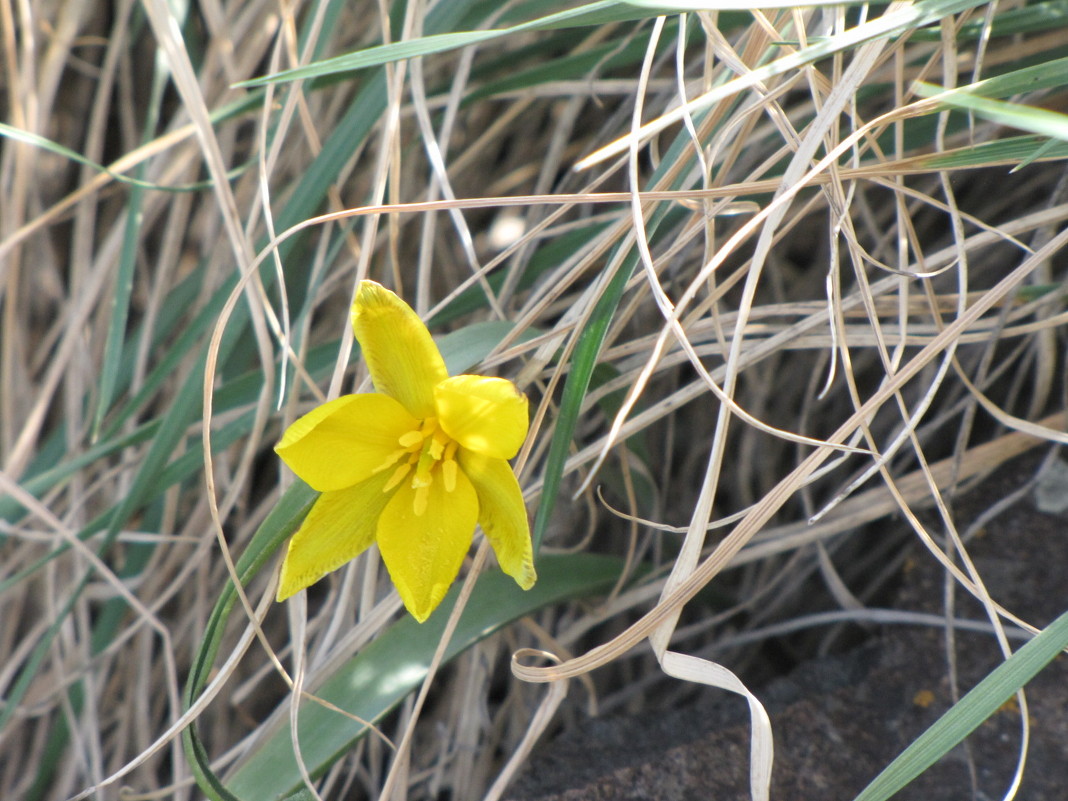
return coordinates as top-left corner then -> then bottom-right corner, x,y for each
3,1 -> 1068,799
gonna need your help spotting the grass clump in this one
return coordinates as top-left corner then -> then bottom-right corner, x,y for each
3,1 -> 1068,800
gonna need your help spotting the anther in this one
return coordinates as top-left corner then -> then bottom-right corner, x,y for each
398,430 -> 423,449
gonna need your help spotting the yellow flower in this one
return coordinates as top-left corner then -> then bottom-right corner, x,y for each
274,280 -> 536,622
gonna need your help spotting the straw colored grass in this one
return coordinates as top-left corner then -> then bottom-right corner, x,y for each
2,1 -> 1068,800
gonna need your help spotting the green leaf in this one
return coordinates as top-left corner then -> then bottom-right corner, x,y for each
916,82 -> 1068,142
91,53 -> 170,439
956,55 -> 1068,98
853,607 -> 1068,801
180,481 -> 623,801
236,1 -> 718,88
917,134 -> 1068,170
532,262 -> 634,554
437,320 -> 541,375
0,121 -> 251,193
222,553 -> 623,801
909,0 -> 1068,40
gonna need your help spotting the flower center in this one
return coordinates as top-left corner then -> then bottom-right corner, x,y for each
373,417 -> 459,516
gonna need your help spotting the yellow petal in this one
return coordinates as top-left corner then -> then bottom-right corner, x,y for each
458,450 -> 536,590
276,472 -> 397,601
435,375 -> 529,459
275,394 -> 418,492
376,467 -> 478,622
351,280 -> 447,419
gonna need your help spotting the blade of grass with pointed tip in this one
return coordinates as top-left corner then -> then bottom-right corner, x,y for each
237,1 -> 712,88
93,53 -> 171,439
0,122 -> 224,192
963,55 -> 1068,97
916,82 -> 1068,142
853,607 -> 1068,801
909,0 -> 1068,40
918,134 -> 1068,170
532,259 -> 633,554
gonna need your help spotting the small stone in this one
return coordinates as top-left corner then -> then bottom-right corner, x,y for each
1033,456 -> 1068,514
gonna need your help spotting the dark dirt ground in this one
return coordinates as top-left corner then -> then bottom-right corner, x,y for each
507,452 -> 1068,801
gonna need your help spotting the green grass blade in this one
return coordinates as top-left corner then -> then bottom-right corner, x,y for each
853,608 -> 1068,801
0,122 -> 194,192
100,264 -> 233,440
0,572 -> 93,733
531,115 -> 713,553
237,1 -> 720,88
184,479 -> 318,801
916,82 -> 1068,142
909,0 -> 1068,40
531,262 -> 633,554
962,55 -> 1068,97
92,59 -> 168,438
0,423 -> 157,526
918,133 -> 1068,170
187,481 -> 319,702
0,121 -> 252,192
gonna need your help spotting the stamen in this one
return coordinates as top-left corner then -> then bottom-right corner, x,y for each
387,419 -> 458,515
371,448 -> 407,474
398,430 -> 423,449
382,463 -> 412,492
413,485 -> 429,516
442,458 -> 457,492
